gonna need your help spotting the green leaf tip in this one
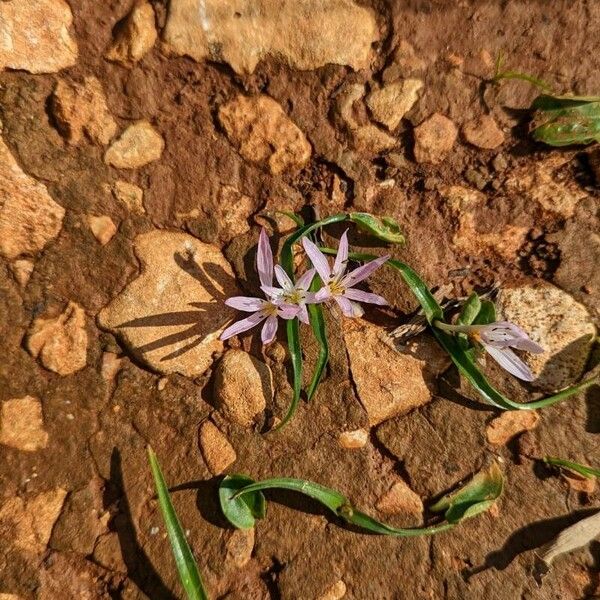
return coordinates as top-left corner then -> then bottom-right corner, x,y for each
543,457 -> 600,480
349,212 -> 405,244
218,474 -> 266,529
430,462 -> 504,524
147,446 -> 208,600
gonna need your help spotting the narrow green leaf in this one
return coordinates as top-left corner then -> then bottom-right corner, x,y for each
457,292 -> 481,326
306,276 -> 328,401
349,212 -> 405,244
147,447 -> 208,600
271,318 -> 303,431
275,210 -> 305,227
430,462 -> 504,524
218,474 -> 266,529
544,457 -> 600,479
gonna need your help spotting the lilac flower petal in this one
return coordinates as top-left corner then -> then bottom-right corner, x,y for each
260,285 -> 283,300
344,288 -> 388,306
302,237 -> 332,282
342,255 -> 390,287
261,315 -> 278,344
479,321 -> 544,354
220,311 -> 266,340
333,229 -> 349,277
257,228 -> 273,288
296,268 -> 316,291
335,296 -> 364,318
225,296 -> 267,312
297,304 -> 310,324
484,344 -> 535,382
314,287 -> 332,303
304,291 -> 320,304
274,265 -> 294,291
277,303 -> 301,320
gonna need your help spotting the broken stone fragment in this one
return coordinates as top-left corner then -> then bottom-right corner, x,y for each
214,350 -> 271,427
9,259 -> 34,289
338,429 -> 368,449
496,284 -> 596,391
88,215 -> 117,246
413,113 -> 458,164
563,473 -> 596,494
0,489 -> 67,555
225,527 -> 255,568
163,0 -> 378,74
382,40 -> 427,82
198,420 -> 236,475
0,396 -> 48,452
98,231 -> 238,377
316,580 -> 347,600
100,351 -> 123,382
0,0 -> 78,74
375,479 -> 424,518
104,121 -> 164,169
343,320 -> 433,426
0,136 -> 65,260
112,180 -> 145,214
26,301 -> 88,376
367,79 -> 423,131
51,77 -> 117,145
105,1 -> 157,67
486,411 -> 540,446
213,185 -> 258,243
218,95 -> 311,175
462,115 -> 505,149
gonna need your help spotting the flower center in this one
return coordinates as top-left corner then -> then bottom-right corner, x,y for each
283,289 -> 305,305
262,302 -> 279,316
329,279 -> 345,296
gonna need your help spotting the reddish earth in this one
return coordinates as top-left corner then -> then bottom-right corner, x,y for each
0,1 -> 599,599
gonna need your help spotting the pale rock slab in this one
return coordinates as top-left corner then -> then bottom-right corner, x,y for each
218,95 -> 311,175
367,79 -> 423,131
496,284 -> 596,391
113,180 -> 145,214
462,115 -> 505,149
214,349 -> 271,426
225,527 -> 255,568
26,302 -> 88,376
343,320 -> 433,426
163,0 -> 378,74
0,396 -> 48,452
106,1 -> 157,67
486,411 -> 540,446
316,580 -> 347,600
383,40 -> 427,82
100,352 -> 123,382
98,231 -> 238,377
104,121 -> 164,169
0,136 -> 65,260
413,113 -> 457,164
0,0 -> 77,74
8,259 -> 34,289
504,155 -> 589,219
213,185 -> 257,242
338,428 -> 368,449
0,489 -> 67,555
375,479 -> 424,518
198,420 -> 236,475
88,215 -> 117,246
51,77 -> 117,145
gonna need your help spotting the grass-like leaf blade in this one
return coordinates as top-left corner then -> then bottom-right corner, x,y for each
274,318 -> 302,431
544,457 -> 600,479
349,212 -> 405,244
306,277 -> 328,401
147,447 -> 208,600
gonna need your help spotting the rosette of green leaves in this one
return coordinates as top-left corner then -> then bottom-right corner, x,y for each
219,463 -> 503,535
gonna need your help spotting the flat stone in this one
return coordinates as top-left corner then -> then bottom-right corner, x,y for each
338,429 -> 368,449
563,473 -> 596,494
0,396 -> 48,452
198,420 -> 236,475
0,595 -> 24,600
163,0 -> 378,74
0,136 -> 65,260
496,283 -> 596,391
413,113 -> 457,164
383,40 -> 426,82
218,95 -> 311,175
214,349 -> 271,426
100,352 -> 123,382
316,580 -> 347,600
88,215 -> 117,246
213,185 -> 258,242
486,411 -> 540,446
105,1 -> 157,67
26,301 -> 88,376
51,77 -> 117,145
225,527 -> 255,568
9,259 -> 34,289
375,479 -> 424,518
367,79 -> 423,131
98,231 -> 238,377
112,180 -> 145,214
462,115 -> 505,149
104,121 -> 164,169
343,320 -> 433,426
0,489 -> 67,555
0,0 -> 78,74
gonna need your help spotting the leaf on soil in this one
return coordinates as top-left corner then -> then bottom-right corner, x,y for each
349,212 -> 405,244
544,457 -> 600,479
147,446 -> 208,600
